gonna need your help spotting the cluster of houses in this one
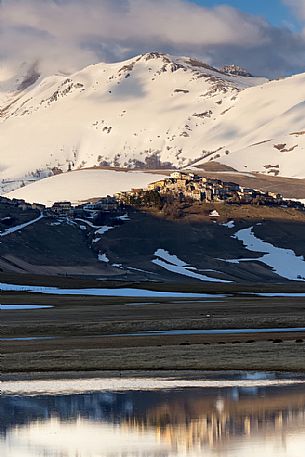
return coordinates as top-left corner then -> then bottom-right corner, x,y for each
0,195 -> 119,219
1,172 -> 304,220
47,196 -> 119,217
0,195 -> 46,212
114,172 -> 295,207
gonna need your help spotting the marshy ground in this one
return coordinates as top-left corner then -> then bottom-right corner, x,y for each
2,279 -> 305,376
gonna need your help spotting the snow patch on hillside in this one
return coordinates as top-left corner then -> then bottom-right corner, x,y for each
0,214 -> 43,237
152,249 -> 231,283
222,220 -> 235,229
223,226 -> 305,281
98,253 -> 109,263
95,226 -> 114,236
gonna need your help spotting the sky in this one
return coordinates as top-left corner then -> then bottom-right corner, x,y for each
1,0 -> 305,82
191,0 -> 297,27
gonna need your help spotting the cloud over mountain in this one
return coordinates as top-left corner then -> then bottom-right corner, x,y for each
1,0 -> 305,79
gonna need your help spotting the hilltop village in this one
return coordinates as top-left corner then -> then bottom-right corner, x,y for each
115,172 -> 289,207
0,172 -> 304,223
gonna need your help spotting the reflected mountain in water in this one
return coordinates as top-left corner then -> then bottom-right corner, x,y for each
2,384 -> 305,456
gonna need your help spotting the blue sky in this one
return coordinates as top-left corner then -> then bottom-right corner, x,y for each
190,0 -> 298,28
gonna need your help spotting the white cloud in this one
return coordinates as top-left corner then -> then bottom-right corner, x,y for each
283,0 -> 305,20
1,0 -> 305,80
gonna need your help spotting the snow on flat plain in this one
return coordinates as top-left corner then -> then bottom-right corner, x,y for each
0,214 -> 43,237
6,169 -> 165,205
0,282 -> 224,298
116,327 -> 305,337
0,337 -> 55,342
0,304 -> 53,310
152,249 -> 231,283
225,227 -> 305,281
3,377 -> 305,396
257,292 -> 305,297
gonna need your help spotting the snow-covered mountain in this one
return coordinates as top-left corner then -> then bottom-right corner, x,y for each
0,52 -> 266,193
2,51 -> 305,196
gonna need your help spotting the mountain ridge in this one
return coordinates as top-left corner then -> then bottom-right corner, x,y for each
1,51 -> 305,196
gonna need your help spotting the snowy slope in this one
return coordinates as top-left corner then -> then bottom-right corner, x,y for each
3,51 -> 305,189
195,73 -> 305,178
0,52 -> 266,193
6,169 -> 165,205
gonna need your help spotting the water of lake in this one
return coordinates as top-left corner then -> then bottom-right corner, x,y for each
1,375 -> 305,457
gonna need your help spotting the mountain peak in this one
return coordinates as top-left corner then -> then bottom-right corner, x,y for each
139,51 -> 170,61
221,64 -> 253,77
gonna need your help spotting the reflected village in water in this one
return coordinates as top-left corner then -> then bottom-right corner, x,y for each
2,381 -> 305,456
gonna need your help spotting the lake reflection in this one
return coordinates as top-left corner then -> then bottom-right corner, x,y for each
1,382 -> 305,457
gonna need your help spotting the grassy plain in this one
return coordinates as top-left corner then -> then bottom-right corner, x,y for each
2,284 -> 305,376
